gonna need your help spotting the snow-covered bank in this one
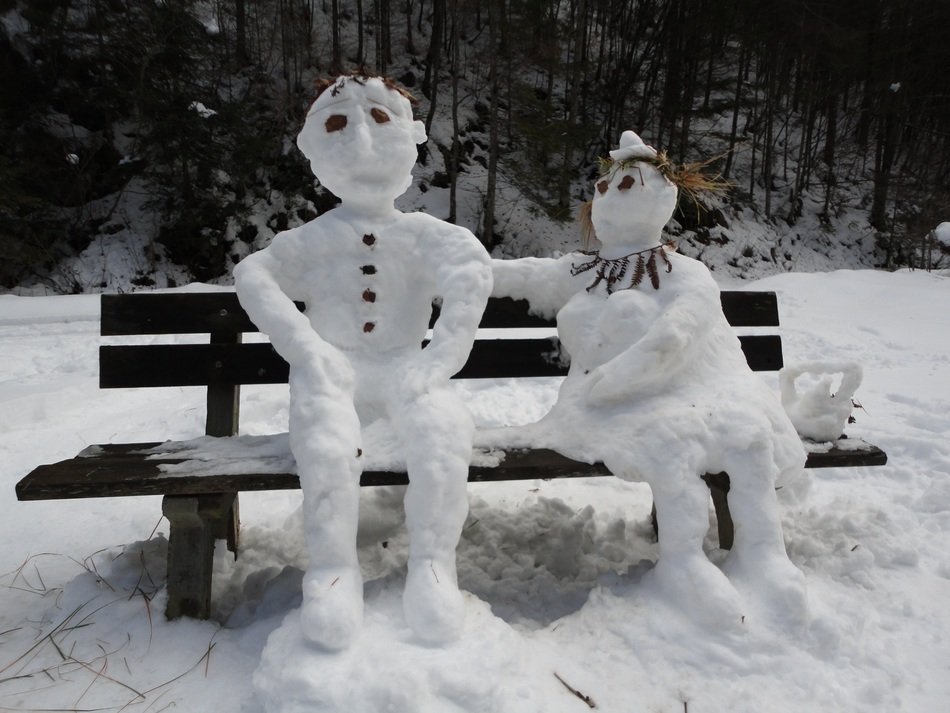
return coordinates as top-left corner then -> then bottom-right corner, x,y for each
1,269 -> 948,712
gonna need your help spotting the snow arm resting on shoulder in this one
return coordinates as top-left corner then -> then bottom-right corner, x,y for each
233,236 -> 354,389
491,254 -> 579,319
587,259 -> 722,406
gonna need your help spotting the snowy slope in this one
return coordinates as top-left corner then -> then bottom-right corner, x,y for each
1,269 -> 949,712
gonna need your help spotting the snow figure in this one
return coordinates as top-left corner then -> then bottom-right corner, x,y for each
234,75 -> 492,649
780,361 -> 863,442
488,131 -> 807,627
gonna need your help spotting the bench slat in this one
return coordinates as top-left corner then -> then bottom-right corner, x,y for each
16,439 -> 886,501
101,291 -> 779,335
99,334 -> 784,388
719,291 -> 779,327
102,292 -> 261,336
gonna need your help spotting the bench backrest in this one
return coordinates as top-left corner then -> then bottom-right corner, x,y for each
100,291 -> 782,436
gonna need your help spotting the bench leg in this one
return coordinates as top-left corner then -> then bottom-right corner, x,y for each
162,492 -> 238,620
701,472 -> 734,550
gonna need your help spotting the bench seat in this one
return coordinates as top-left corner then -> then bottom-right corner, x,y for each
17,435 -> 887,501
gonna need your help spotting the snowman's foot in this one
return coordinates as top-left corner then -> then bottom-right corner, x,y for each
647,553 -> 744,632
403,558 -> 465,645
300,566 -> 364,651
724,548 -> 808,626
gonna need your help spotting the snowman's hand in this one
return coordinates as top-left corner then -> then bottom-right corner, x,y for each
292,339 -> 357,396
391,362 -> 438,405
586,335 -> 688,407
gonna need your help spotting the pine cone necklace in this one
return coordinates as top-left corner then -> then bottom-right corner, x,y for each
571,242 -> 676,294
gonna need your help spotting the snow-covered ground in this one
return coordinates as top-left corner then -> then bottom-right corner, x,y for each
1,268 -> 948,712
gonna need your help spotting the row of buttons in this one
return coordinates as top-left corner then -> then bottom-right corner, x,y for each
363,234 -> 376,333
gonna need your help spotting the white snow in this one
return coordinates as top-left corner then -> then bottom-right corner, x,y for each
780,361 -> 863,442
1,269 -> 950,711
189,101 -> 218,118
935,222 -> 950,247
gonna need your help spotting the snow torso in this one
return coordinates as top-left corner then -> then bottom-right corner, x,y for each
495,249 -> 805,483
558,271 -> 667,375
270,211 -> 445,353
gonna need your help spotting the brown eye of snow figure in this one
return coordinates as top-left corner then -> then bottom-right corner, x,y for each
325,114 -> 347,132
370,107 -> 391,124
617,174 -> 636,191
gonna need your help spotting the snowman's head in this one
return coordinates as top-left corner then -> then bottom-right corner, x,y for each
296,75 -> 427,206
588,131 -> 678,249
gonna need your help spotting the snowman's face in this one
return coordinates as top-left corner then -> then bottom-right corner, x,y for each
591,161 -> 678,247
296,78 -> 427,204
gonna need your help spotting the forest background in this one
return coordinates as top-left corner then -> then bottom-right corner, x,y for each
2,0 -> 949,293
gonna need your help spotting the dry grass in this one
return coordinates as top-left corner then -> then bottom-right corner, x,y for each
0,532 -> 216,713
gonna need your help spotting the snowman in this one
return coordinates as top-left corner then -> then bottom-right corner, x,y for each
488,131 -> 807,626
234,75 -> 492,649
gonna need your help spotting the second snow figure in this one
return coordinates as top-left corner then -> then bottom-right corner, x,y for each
489,131 -> 808,628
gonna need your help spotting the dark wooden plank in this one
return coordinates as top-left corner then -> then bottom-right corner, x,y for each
102,291 -> 776,336
738,334 -> 784,371
100,332 -> 783,389
16,435 -> 886,503
804,440 -> 888,468
102,292 -> 259,335
100,338 -> 570,388
454,338 -> 567,378
206,330 -> 242,436
434,297 -> 556,329
16,446 -> 607,500
719,291 -> 779,327
16,457 -> 299,499
100,343 -> 291,387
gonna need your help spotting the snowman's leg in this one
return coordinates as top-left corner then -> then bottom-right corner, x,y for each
391,386 -> 472,644
642,467 -> 744,629
288,371 -> 364,650
720,446 -> 808,624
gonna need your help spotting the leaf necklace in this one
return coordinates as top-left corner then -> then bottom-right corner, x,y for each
571,242 -> 676,294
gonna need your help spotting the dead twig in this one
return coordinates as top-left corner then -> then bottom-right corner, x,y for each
554,672 -> 596,709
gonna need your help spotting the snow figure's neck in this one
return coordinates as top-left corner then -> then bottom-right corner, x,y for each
571,242 -> 676,294
334,200 -> 399,225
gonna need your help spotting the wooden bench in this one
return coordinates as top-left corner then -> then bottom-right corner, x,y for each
17,291 -> 887,620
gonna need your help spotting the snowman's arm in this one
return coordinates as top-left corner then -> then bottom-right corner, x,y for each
588,278 -> 721,405
415,231 -> 494,382
491,255 -> 578,319
233,244 -> 343,369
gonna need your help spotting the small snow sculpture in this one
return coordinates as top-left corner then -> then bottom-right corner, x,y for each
234,75 -> 492,649
488,131 -> 807,626
780,361 -> 863,442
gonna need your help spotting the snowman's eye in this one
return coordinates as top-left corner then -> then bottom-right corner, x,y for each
597,180 -> 609,194
370,108 -> 391,124
325,114 -> 347,133
617,174 -> 636,191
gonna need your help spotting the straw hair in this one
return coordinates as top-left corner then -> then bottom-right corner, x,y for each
313,73 -> 418,105
597,150 -> 730,208
578,200 -> 596,249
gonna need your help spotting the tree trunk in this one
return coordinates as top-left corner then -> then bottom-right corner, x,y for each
423,0 -> 444,134
235,0 -> 248,67
557,0 -> 589,211
723,44 -> 745,180
483,0 -> 500,246
448,0 -> 460,223
331,0 -> 342,74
